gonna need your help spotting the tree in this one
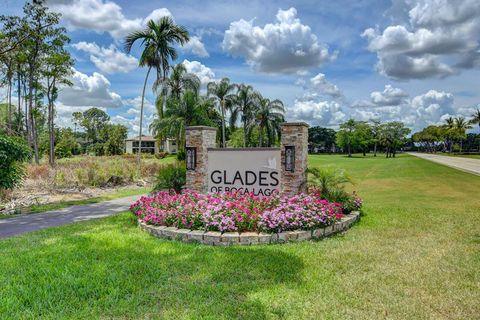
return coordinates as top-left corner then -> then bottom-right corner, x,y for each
43,29 -> 73,165
159,63 -> 200,101
370,120 -> 381,156
0,14 -> 22,135
412,125 -> 444,153
150,91 -> 216,151
101,124 -> 128,155
380,121 -> 410,158
0,134 -> 30,197
207,78 -> 237,148
255,97 -> 285,147
124,17 -> 189,172
453,116 -> 471,152
72,111 -> 82,136
80,108 -> 110,143
308,126 -> 336,153
230,84 -> 259,147
336,119 -> 357,157
354,121 -> 372,156
470,107 -> 480,151
22,1 -> 63,164
54,127 -> 79,158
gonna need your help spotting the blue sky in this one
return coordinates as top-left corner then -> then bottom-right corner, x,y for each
2,0 -> 479,135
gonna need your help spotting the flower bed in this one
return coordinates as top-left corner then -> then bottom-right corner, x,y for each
130,190 -> 355,234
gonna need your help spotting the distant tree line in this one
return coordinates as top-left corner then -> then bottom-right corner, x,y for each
308,119 -> 411,158
309,107 -> 480,157
412,111 -> 480,153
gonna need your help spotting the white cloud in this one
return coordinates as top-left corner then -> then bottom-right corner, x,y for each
410,89 -> 455,127
288,99 -> 346,127
49,0 -> 172,39
370,85 -> 408,106
309,73 -> 342,98
55,103 -> 108,129
72,41 -> 138,74
112,96 -> 155,135
58,68 -> 123,108
362,0 -> 480,79
223,7 -> 335,74
182,59 -> 216,86
182,36 -> 209,57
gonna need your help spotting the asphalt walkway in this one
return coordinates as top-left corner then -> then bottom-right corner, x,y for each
0,194 -> 145,239
408,152 -> 480,176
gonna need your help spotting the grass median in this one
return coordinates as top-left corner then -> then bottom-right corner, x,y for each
0,154 -> 479,319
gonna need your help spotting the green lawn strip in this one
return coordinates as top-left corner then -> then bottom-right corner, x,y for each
0,154 -> 479,319
0,186 -> 151,218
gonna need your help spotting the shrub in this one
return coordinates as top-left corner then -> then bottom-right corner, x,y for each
130,190 -> 343,233
155,152 -> 169,159
176,150 -> 185,161
0,135 -> 30,192
307,167 -> 362,213
153,163 -> 186,193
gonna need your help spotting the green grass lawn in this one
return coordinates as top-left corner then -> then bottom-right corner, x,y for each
1,154 -> 479,319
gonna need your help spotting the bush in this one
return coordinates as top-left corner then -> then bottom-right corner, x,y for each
176,150 -> 185,161
0,135 -> 30,192
155,151 -> 169,159
307,167 -> 362,214
153,163 -> 186,193
130,190 -> 343,233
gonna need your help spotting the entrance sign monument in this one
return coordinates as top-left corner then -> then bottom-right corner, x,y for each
207,149 -> 280,196
185,122 -> 308,196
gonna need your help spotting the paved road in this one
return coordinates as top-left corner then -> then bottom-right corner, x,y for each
0,194 -> 146,239
408,152 -> 480,176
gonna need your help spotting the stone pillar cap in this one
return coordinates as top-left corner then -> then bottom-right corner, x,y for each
280,122 -> 309,127
186,126 -> 217,131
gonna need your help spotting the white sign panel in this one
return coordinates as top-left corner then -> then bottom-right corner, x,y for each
207,149 -> 280,196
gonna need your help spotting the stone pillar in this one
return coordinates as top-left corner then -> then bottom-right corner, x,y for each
280,122 -> 309,196
185,126 -> 217,193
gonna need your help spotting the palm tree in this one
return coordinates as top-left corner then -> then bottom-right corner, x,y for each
150,91 -> 214,150
444,117 -> 455,152
207,78 -> 237,148
469,107 -> 480,151
124,17 -> 189,172
255,97 -> 285,147
454,116 -> 472,152
230,84 -> 259,147
159,63 -> 200,101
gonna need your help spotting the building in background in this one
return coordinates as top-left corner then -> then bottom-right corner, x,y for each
125,136 -> 177,154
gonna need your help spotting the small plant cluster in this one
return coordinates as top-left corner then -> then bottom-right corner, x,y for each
307,167 -> 363,214
130,190 -> 346,233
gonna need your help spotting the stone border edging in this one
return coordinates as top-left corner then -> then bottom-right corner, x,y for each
138,211 -> 360,246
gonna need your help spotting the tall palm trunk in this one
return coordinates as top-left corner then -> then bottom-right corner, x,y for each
23,79 -> 28,142
27,67 -> 39,164
7,74 -> 12,135
137,66 -> 152,175
243,117 -> 247,147
17,69 -> 21,131
259,124 -> 264,147
47,80 -> 55,166
221,99 -> 226,148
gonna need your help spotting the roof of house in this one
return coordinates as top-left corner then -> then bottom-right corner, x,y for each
125,135 -> 156,142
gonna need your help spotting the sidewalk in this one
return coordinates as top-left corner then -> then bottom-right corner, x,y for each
0,194 -> 145,239
408,152 -> 480,176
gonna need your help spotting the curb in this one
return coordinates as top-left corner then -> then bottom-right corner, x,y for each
138,211 -> 361,246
